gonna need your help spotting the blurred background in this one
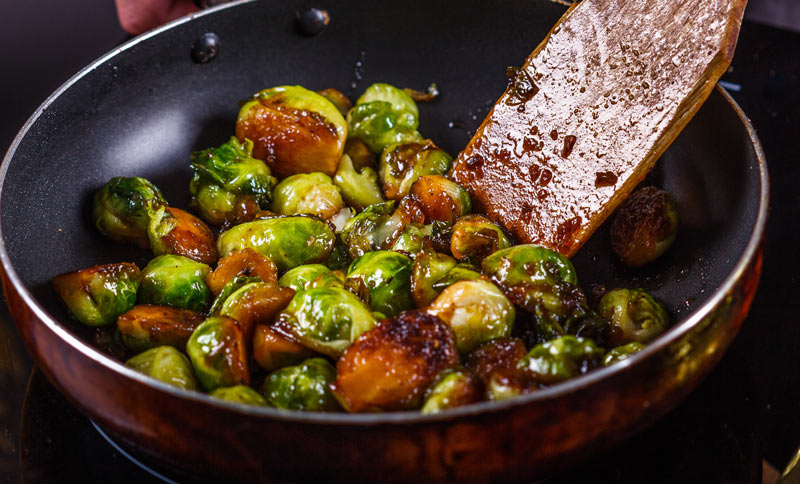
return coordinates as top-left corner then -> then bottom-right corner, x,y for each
0,0 -> 797,483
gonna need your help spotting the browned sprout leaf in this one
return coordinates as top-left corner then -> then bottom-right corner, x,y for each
252,324 -> 316,372
117,304 -> 204,353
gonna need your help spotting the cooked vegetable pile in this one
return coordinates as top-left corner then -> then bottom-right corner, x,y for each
52,82 -> 678,413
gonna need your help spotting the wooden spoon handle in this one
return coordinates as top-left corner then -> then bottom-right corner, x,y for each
451,0 -> 747,257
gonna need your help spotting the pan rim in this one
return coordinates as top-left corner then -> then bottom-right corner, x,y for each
0,1 -> 769,425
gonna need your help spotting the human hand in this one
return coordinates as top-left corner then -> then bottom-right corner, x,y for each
115,0 -> 199,35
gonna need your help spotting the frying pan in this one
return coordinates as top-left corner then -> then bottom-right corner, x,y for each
0,0 -> 767,481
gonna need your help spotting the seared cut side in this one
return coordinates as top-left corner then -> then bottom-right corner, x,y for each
450,0 -> 746,256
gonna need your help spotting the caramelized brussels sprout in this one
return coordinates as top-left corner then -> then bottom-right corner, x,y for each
262,358 -> 340,411
147,206 -> 217,265
324,236 -> 351,271
272,172 -> 344,220
517,335 -> 604,385
92,176 -> 166,248
343,138 -> 377,171
206,248 -> 278,296
482,245 -> 577,294
218,282 -> 295,338
596,288 -> 669,346
431,263 -> 482,292
333,154 -> 385,209
410,175 -> 472,222
189,137 -> 277,226
208,275 -> 261,316
52,262 -> 140,327
611,186 -> 679,267
138,255 -> 212,313
484,370 -> 540,402
603,342 -> 647,366
450,215 -> 510,263
273,286 -> 377,358
217,216 -> 336,272
252,324 -> 316,372
427,220 -> 454,253
117,305 -> 204,353
389,223 -> 427,256
347,83 -> 423,154
410,247 -> 457,307
379,141 -> 452,200
306,270 -> 345,290
210,385 -> 268,406
278,264 -> 332,293
317,88 -> 352,116
466,337 -> 530,400
236,85 -> 347,177
427,280 -> 516,354
331,310 -> 458,412
339,201 -> 396,259
126,346 -> 197,390
421,368 -> 483,414
346,250 -> 414,318
186,316 -> 250,392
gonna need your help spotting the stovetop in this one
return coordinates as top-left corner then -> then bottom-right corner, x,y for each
0,5 -> 798,483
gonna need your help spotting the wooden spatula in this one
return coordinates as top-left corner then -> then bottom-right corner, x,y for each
450,0 -> 747,257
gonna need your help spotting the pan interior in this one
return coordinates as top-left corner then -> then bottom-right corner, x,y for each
1,1 -> 761,365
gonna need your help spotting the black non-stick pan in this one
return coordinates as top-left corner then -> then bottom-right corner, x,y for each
0,0 -> 768,481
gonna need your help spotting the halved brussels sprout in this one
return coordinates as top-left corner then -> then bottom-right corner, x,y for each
189,137 -> 277,226
347,83 -> 423,154
206,248 -> 278,296
450,215 -> 510,263
262,358 -> 340,411
421,368 -> 483,414
208,275 -> 261,316
126,346 -> 198,390
339,201 -> 396,259
278,264 -> 332,293
603,342 -> 647,366
465,337 -> 528,396
389,223 -> 427,257
331,310 -> 458,412
317,88 -> 352,116
410,175 -> 471,222
117,304 -> 204,353
410,247 -> 457,307
271,172 -> 344,220
52,262 -> 140,327
236,85 -> 347,177
333,154 -> 385,209
517,335 -> 604,385
138,255 -> 212,313
596,288 -> 669,346
253,324 -> 316,372
379,141 -> 452,200
92,176 -> 166,248
210,385 -> 268,406
217,216 -> 336,272
186,316 -> 250,392
218,281 -> 295,338
611,186 -> 679,267
346,250 -> 414,318
273,286 -> 377,358
147,206 -> 217,265
427,280 -> 516,354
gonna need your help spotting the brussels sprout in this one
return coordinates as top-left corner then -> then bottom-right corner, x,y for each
450,215 -> 510,263
138,255 -> 212,313
208,275 -> 262,316
92,176 -> 166,248
346,250 -> 414,318
186,316 -> 250,391
189,137 -> 277,226
278,264 -> 333,293
379,141 -> 452,200
324,236 -> 351,271
596,288 -> 669,346
482,245 -> 577,291
339,201 -> 396,258
52,262 -> 140,327
217,216 -> 336,272
236,85 -> 347,177
421,368 -> 483,414
306,270 -> 346,290
427,220 -> 454,253
484,371 -> 540,402
427,280 -> 516,354
390,223 -> 427,256
517,335 -> 604,385
206,248 -> 278,296
611,186 -> 679,267
117,305 -> 204,353
465,337 -> 529,401
431,263 -> 482,292
210,385 -> 268,406
272,172 -> 344,220
126,346 -> 197,391
410,247 -> 457,307
603,342 -> 647,366
253,324 -> 316,372
147,206 -> 217,265
273,286 -> 377,358
347,83 -> 423,153
262,358 -> 340,411
410,175 -> 472,222
317,88 -> 353,116
332,310 -> 458,412
333,154 -> 385,209
218,281 -> 295,338
343,138 -> 377,171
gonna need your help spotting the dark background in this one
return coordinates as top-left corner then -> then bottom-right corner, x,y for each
0,0 -> 798,482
